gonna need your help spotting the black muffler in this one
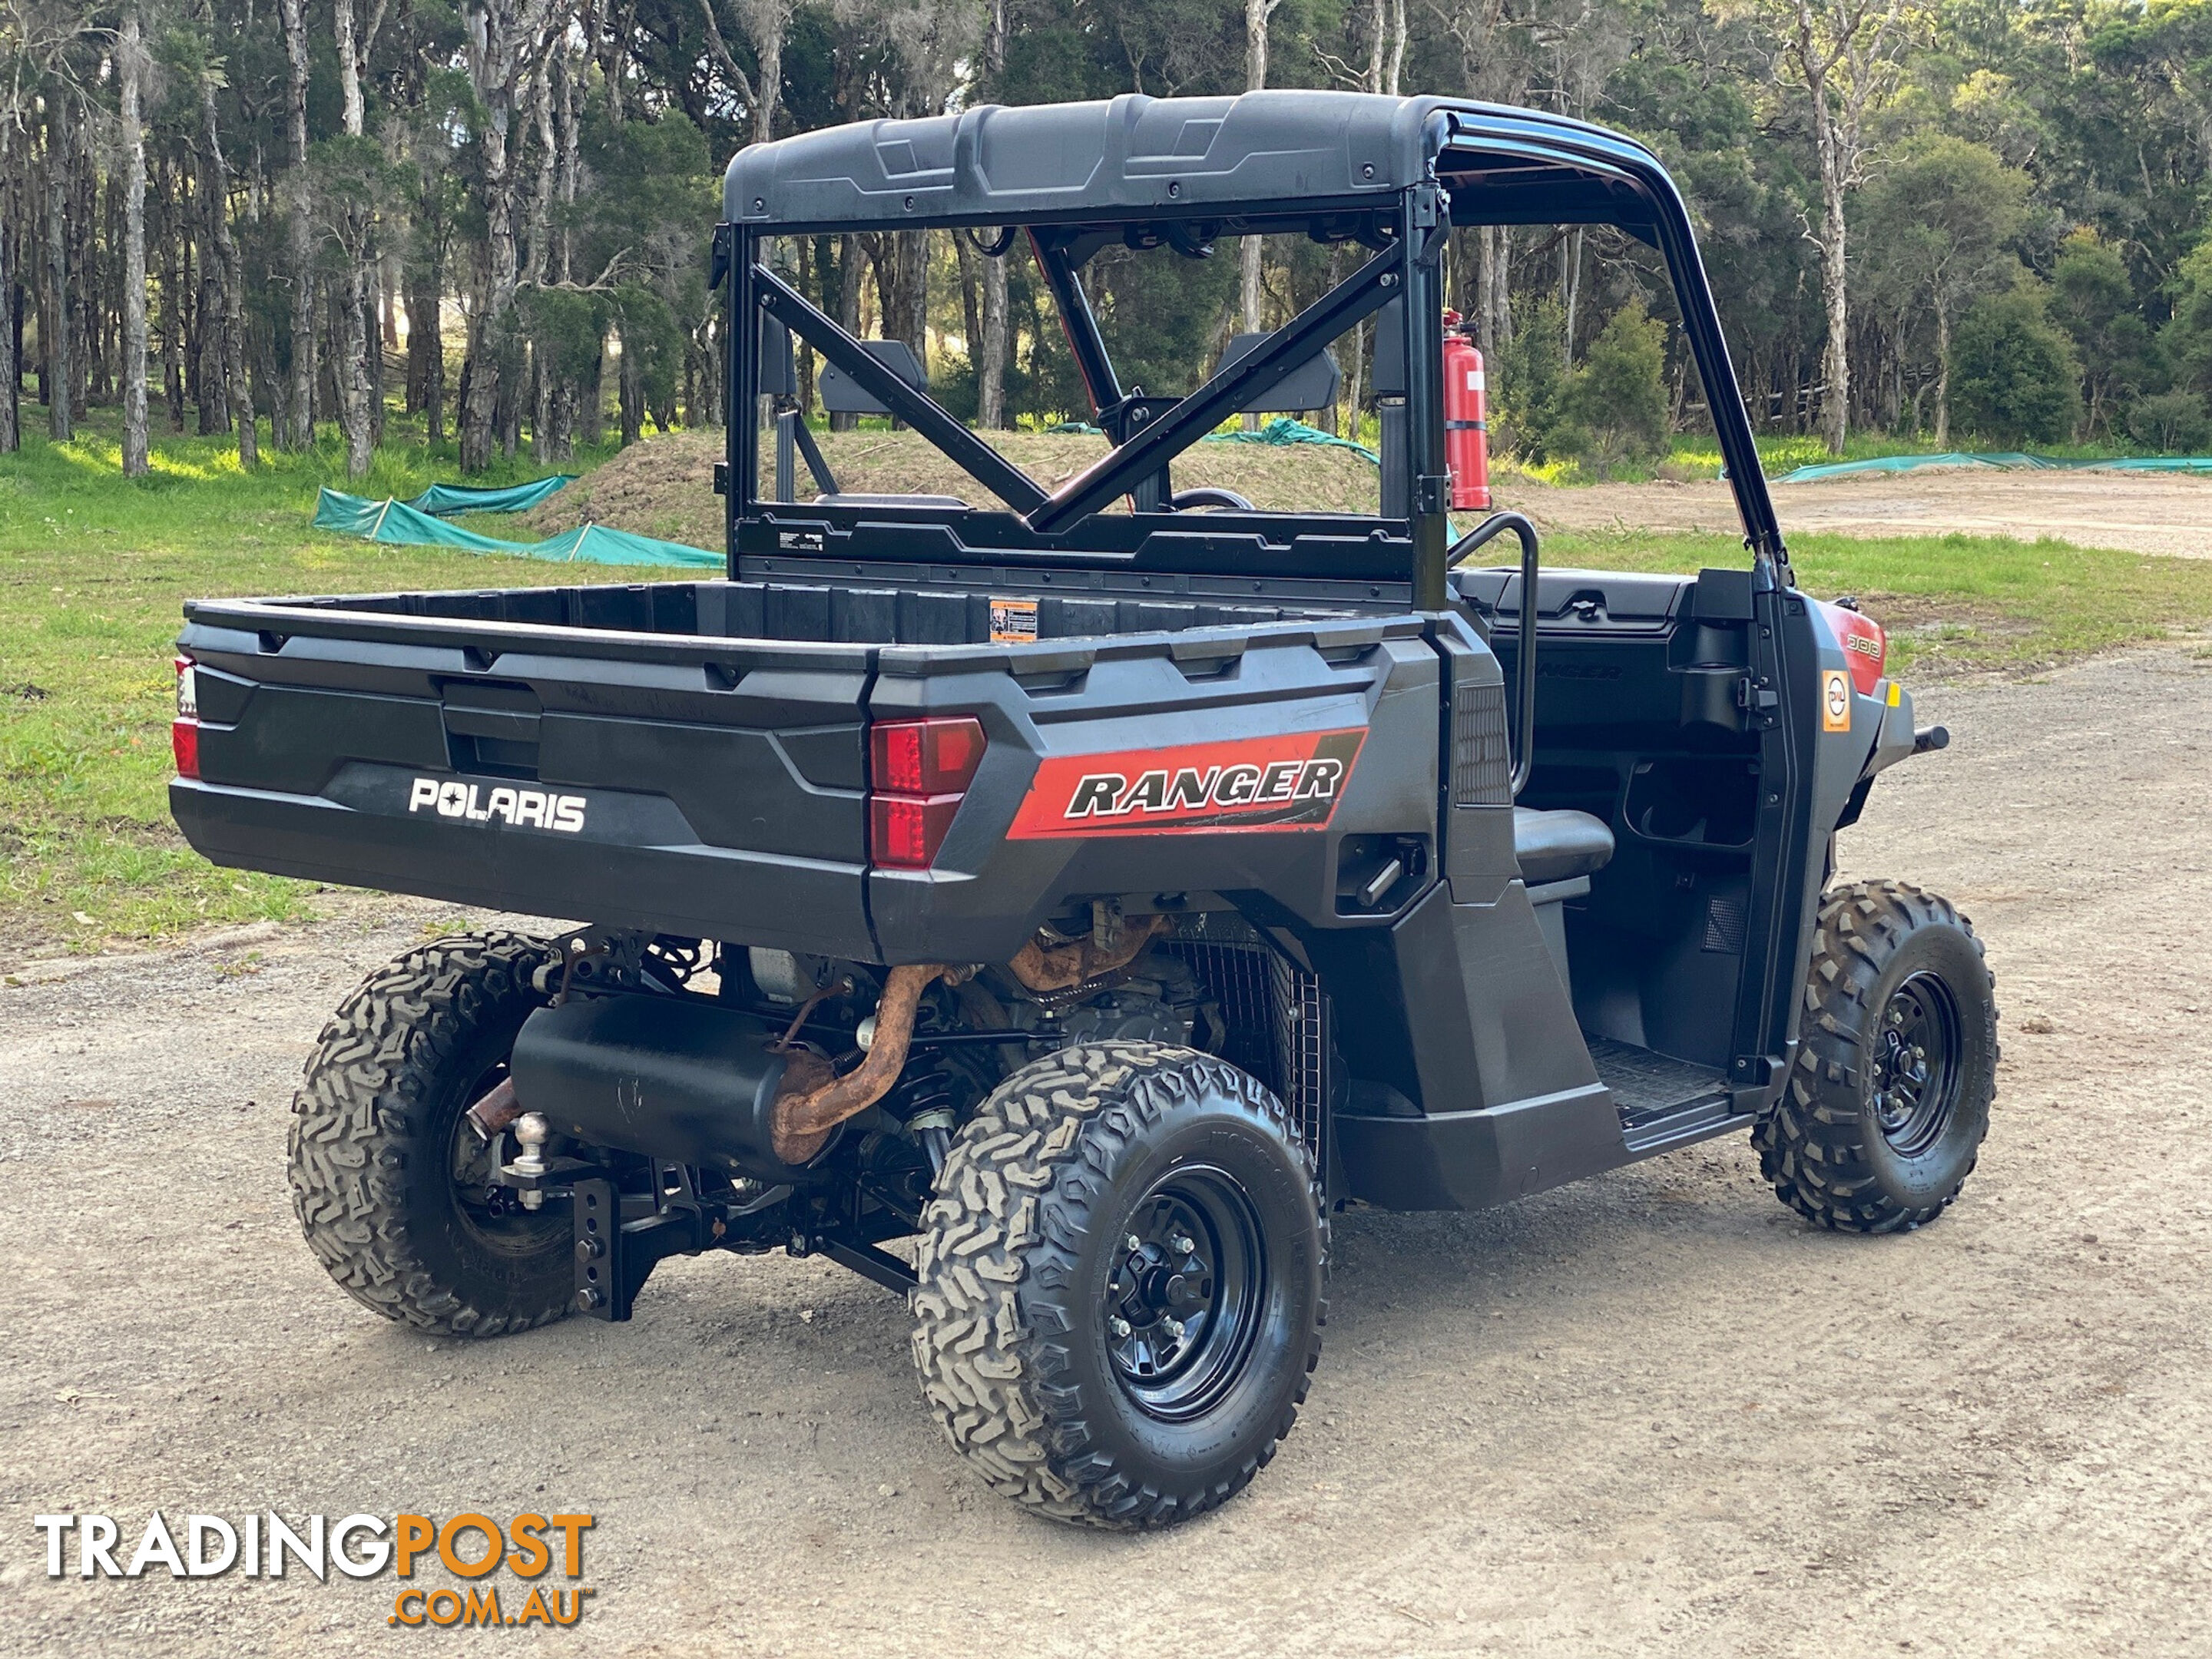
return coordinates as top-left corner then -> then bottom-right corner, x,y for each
508,994 -> 813,1182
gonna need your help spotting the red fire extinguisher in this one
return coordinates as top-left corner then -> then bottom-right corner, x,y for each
1440,310 -> 1491,512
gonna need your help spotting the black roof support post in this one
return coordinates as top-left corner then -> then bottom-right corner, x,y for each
1025,239 -> 1407,537
1401,185 -> 1450,611
752,264 -> 1051,515
1028,231 -> 1124,415
726,224 -> 756,575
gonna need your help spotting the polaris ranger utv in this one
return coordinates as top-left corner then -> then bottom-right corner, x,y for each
168,91 -> 1996,1529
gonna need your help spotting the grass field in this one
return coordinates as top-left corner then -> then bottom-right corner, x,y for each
7,412 -> 2212,955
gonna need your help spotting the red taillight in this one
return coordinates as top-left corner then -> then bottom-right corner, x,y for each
1818,601 -> 1887,697
871,717 -> 985,795
869,717 -> 985,868
172,654 -> 200,780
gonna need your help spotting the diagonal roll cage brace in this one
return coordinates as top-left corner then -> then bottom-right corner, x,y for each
1024,237 -> 1411,535
748,235 -> 1412,536
753,267 -> 1050,513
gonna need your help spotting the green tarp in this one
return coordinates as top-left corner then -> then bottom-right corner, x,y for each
1047,415 -> 1381,465
404,475 -> 575,516
313,488 -> 721,568
1773,451 -> 2212,484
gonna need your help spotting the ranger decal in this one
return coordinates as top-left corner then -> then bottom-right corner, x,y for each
1007,729 -> 1366,837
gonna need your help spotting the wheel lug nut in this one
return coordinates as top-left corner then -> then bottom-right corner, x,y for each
1172,1234 -> 1195,1254
1165,1319 -> 1185,1340
1125,1234 -> 1143,1253
1110,1316 -> 1131,1337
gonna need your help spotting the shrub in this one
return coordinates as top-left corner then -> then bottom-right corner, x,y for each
1948,284 -> 2081,445
2125,389 -> 2212,452
1493,300 -> 1569,463
1561,300 -> 1671,472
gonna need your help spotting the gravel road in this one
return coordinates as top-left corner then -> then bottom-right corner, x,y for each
5,644 -> 2210,1658
1507,468 -> 2212,558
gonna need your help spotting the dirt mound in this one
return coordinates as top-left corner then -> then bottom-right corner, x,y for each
518,427 -> 1382,547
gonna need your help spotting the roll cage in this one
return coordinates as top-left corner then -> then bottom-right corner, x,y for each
717,90 -> 1790,608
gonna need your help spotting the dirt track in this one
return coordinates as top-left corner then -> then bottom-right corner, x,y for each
1510,467 -> 2212,558
5,643 -> 2211,1657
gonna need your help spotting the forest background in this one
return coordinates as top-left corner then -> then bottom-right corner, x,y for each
15,0 -> 2212,480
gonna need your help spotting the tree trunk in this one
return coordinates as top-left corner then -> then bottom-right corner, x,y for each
332,0 -> 380,478
979,243 -> 1008,429
896,231 -> 928,367
1933,304 -> 1951,449
409,273 -> 444,442
751,4 -> 784,145
200,68 -> 257,467
46,96 -> 72,444
0,149 -> 17,452
618,328 -> 642,445
831,234 -> 861,431
534,341 -> 556,462
335,268 -> 376,476
280,0 -> 316,449
973,0 -> 1009,429
1803,67 -> 1850,457
121,8 -> 151,475
1238,0 -> 1280,429
459,0 -> 538,474
579,336 -> 604,447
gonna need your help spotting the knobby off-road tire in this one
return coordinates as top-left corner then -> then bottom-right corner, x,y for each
1756,880 -> 1998,1233
911,1041 -> 1327,1529
290,932 -> 576,1336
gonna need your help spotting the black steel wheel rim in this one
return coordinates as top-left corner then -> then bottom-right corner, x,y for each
1103,1166 -> 1268,1422
1871,971 -> 1963,1157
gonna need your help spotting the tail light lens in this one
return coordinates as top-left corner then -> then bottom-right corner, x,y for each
869,717 -> 985,868
1818,601 -> 1888,697
172,654 -> 200,780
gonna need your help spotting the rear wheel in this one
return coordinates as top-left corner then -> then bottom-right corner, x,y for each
289,932 -> 576,1336
1756,880 -> 1998,1232
910,1042 -> 1326,1528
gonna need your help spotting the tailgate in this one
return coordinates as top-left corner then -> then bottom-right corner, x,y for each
169,597 -> 876,956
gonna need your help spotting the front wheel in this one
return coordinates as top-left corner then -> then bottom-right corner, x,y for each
1756,880 -> 1999,1232
910,1042 -> 1326,1528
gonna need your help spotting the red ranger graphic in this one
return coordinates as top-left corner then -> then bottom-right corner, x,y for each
1008,729 -> 1366,838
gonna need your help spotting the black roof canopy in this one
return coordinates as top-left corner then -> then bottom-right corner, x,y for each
724,90 -> 1667,237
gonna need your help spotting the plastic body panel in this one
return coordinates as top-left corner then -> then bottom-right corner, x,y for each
168,590 -> 880,956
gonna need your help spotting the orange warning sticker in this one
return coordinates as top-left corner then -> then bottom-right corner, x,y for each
1822,668 -> 1852,732
989,598 -> 1039,644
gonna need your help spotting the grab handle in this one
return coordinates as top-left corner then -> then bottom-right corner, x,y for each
1448,512 -> 1541,797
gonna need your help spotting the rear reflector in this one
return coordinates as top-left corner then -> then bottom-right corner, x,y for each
172,654 -> 200,780
870,794 -> 964,869
869,717 -> 986,867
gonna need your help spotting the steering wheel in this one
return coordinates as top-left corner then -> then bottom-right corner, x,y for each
1170,487 -> 1256,512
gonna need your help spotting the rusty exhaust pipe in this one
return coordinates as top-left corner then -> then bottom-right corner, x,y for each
464,1076 -> 523,1142
1005,912 -> 1167,996
769,964 -> 952,1165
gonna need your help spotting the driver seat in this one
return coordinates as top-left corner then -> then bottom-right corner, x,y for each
1513,810 -> 1614,994
1512,807 -> 1614,886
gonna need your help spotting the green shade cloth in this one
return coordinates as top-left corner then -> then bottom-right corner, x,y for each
1773,452 -> 2212,484
404,475 -> 576,516
1047,416 -> 1379,465
1207,414 -> 1382,465
313,488 -> 721,568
